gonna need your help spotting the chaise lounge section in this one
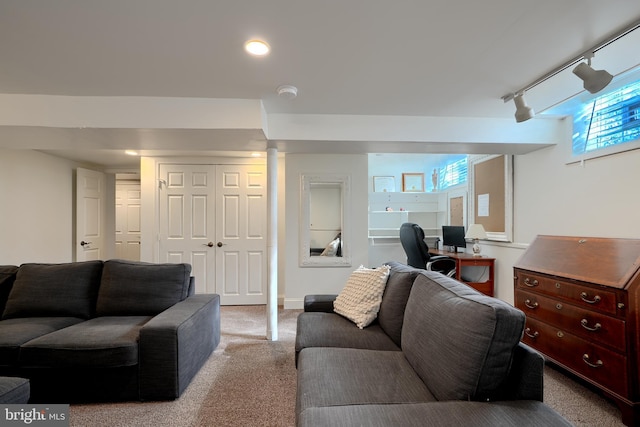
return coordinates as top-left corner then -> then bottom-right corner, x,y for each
295,261 -> 571,426
0,259 -> 220,402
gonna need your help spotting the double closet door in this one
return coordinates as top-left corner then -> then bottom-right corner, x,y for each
158,163 -> 267,305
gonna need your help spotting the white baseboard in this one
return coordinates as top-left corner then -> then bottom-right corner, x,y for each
283,298 -> 304,310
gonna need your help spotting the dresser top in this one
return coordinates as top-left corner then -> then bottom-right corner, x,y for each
514,235 -> 640,289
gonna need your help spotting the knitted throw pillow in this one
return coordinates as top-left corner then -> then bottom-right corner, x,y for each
333,265 -> 391,329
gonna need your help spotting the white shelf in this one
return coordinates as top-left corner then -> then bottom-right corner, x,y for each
368,191 -> 447,266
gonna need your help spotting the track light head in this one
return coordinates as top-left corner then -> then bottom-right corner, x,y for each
572,55 -> 613,94
513,93 -> 535,123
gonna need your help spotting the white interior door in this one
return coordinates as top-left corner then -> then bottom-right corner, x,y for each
76,168 -> 105,261
115,181 -> 141,261
157,163 -> 267,304
215,165 -> 267,305
159,164 -> 216,294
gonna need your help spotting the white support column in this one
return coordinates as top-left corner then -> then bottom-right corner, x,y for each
266,146 -> 278,341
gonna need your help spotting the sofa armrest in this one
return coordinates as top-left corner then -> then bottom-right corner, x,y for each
304,294 -> 338,312
497,342 -> 544,401
139,294 -> 220,401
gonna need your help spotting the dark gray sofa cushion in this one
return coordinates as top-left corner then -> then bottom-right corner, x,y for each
2,261 -> 103,320
378,261 -> 421,346
295,312 -> 399,364
19,316 -> 151,368
0,377 -> 30,404
0,317 -> 85,366
297,347 -> 435,419
96,260 -> 191,316
0,266 -> 19,315
298,400 -> 572,427
402,271 -> 525,402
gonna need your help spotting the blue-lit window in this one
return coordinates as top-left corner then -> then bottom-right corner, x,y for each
438,157 -> 467,190
572,80 -> 640,155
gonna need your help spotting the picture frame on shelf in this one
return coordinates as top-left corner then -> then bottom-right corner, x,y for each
402,173 -> 424,192
373,176 -> 395,192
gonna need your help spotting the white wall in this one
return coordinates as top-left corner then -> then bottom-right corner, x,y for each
0,149 -> 117,265
365,123 -> 640,305
480,120 -> 640,304
284,153 -> 369,308
4,137 -> 639,308
0,150 -> 75,264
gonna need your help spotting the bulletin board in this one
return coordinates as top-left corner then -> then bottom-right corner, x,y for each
468,155 -> 513,242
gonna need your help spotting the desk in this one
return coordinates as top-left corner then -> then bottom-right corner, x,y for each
429,249 -> 495,296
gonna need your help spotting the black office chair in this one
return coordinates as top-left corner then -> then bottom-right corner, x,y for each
399,222 -> 456,276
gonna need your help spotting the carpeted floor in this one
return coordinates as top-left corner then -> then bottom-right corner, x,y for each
70,306 -> 300,427
69,306 -> 626,427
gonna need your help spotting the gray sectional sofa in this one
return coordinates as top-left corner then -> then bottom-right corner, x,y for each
0,259 -> 220,403
295,261 -> 571,426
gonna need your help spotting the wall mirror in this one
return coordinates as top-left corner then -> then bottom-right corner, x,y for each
299,174 -> 352,267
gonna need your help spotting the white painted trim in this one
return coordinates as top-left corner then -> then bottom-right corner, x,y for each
284,298 -> 305,310
0,95 -> 263,129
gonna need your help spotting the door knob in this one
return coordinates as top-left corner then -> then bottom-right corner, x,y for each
204,242 -> 214,247
217,242 -> 224,247
80,241 -> 91,247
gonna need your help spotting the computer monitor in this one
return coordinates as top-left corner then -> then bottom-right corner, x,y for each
442,225 -> 466,253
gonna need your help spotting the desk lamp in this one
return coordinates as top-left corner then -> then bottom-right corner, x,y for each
465,224 -> 487,256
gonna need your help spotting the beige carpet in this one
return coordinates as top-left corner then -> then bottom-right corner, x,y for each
70,306 -> 300,427
69,306 -> 626,427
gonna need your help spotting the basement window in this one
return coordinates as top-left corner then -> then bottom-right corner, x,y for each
571,79 -> 640,159
438,157 -> 467,191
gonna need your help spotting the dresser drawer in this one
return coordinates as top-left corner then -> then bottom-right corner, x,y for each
515,290 -> 626,352
515,269 -> 622,316
521,317 -> 628,397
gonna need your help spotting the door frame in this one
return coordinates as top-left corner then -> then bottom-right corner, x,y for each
142,156 -> 267,263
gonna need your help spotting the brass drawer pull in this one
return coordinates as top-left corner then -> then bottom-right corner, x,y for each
582,353 -> 603,368
524,299 -> 539,309
580,319 -> 602,332
524,328 -> 539,339
524,278 -> 539,287
580,292 -> 601,304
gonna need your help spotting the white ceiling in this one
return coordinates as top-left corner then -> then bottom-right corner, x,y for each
1,1 -> 640,168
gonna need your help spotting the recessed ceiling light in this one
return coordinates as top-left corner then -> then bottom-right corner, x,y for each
244,39 -> 270,56
125,150 -> 139,156
251,152 -> 262,157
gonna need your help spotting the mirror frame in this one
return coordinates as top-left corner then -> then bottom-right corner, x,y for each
467,154 -> 513,242
299,173 -> 352,267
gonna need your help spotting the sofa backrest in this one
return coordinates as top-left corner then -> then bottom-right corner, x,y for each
96,259 -> 192,316
401,271 -> 525,402
0,266 -> 19,315
2,261 -> 103,320
378,261 -> 422,346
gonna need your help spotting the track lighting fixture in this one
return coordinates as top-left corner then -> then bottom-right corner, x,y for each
500,18 -> 640,122
513,93 -> 535,122
572,52 -> 613,94
502,92 -> 535,122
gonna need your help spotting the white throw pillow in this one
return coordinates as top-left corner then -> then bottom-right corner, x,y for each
320,237 -> 340,256
333,265 -> 391,329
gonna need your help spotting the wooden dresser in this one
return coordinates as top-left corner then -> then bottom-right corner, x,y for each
514,235 -> 640,426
